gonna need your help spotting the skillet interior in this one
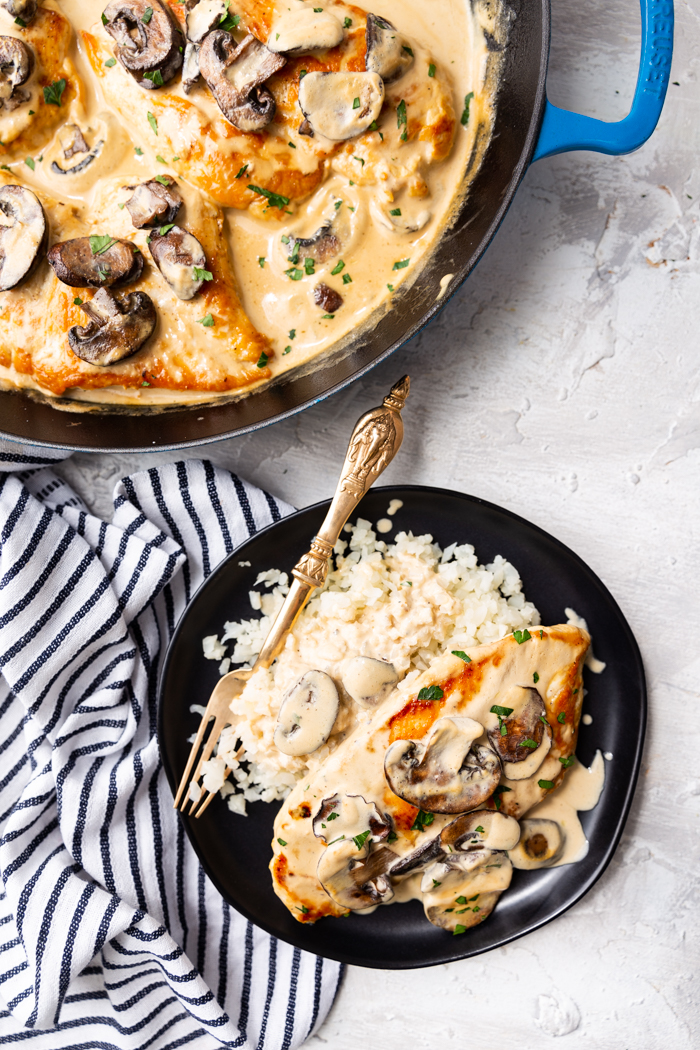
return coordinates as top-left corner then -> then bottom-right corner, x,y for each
0,0 -> 549,452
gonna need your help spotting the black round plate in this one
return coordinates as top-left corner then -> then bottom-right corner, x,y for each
158,485 -> 645,968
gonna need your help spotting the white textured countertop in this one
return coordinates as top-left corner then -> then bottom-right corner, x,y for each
11,0 -> 700,1042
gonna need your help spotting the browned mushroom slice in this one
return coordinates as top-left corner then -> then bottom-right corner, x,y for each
51,139 -> 105,176
509,818 -> 565,870
298,71 -> 383,140
148,225 -> 207,300
0,184 -> 46,291
125,176 -> 183,228
1,0 -> 37,25
384,716 -> 501,813
182,42 -> 201,93
48,236 -> 143,288
421,849 -> 512,932
185,0 -> 227,43
68,287 -> 156,365
102,0 -> 183,89
365,14 -> 414,83
288,223 -> 340,265
313,283 -> 342,313
487,686 -> 547,764
317,839 -> 398,911
0,36 -> 33,111
199,30 -> 285,132
312,793 -> 391,844
440,810 -> 520,853
59,124 -> 90,159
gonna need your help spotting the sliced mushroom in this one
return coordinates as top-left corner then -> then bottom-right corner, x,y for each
182,41 -> 201,92
487,686 -> 547,765
103,0 -> 183,89
318,838 -> 398,911
125,175 -> 183,228
268,7 -> 344,54
341,657 -> 398,709
51,139 -> 105,176
503,722 -> 552,781
148,225 -> 207,300
0,184 -> 46,291
274,669 -> 339,757
313,283 -> 342,314
440,810 -> 521,853
509,818 -> 565,870
68,287 -> 156,366
48,236 -> 143,288
59,124 -> 90,160
365,14 -> 413,83
0,36 -> 33,111
199,30 -> 285,132
298,71 -> 383,140
287,222 -> 340,265
388,833 -> 444,878
421,849 -> 512,931
370,199 -> 431,235
384,717 -> 501,813
0,0 -> 37,25
185,0 -> 227,43
312,792 -> 391,844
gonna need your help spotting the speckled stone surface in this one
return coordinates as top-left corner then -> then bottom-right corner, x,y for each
3,0 -> 699,1042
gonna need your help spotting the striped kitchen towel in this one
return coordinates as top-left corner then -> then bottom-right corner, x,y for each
0,447 -> 342,1049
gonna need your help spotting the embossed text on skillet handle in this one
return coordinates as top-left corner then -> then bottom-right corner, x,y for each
255,375 -> 410,669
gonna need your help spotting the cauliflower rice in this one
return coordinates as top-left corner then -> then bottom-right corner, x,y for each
199,515 -> 541,814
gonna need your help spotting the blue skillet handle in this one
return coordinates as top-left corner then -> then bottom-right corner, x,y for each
532,0 -> 674,161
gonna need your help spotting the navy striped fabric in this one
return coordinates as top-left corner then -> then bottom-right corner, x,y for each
0,449 -> 342,1049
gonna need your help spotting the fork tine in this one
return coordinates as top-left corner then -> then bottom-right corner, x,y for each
192,773 -> 228,819
174,710 -> 213,809
180,711 -> 228,813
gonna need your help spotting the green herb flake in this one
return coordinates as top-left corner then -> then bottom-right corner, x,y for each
219,12 -> 240,30
134,146 -> 144,155
455,908 -> 467,914
97,267 -> 108,281
397,99 -> 407,128
24,157 -> 35,171
327,835 -> 345,845
154,174 -> 170,186
513,628 -> 532,644
533,671 -> 540,683
258,256 -> 265,268
326,811 -> 339,821
573,688 -> 579,694
304,257 -> 315,275
313,6 -> 323,10
289,328 -> 296,339
104,57 -> 117,67
330,260 -> 345,275
193,266 -> 213,281
428,62 -> 436,77
247,183 -> 290,209
297,904 -> 309,914
282,345 -> 292,355
451,650 -> 471,663
559,756 -> 575,768
455,895 -> 467,905
557,712 -> 566,724
540,629 -> 544,639
321,313 -> 334,319
490,705 -> 514,718
28,109 -> 34,115
0,165 -> 9,171
387,831 -> 398,843
277,837 -> 287,846
144,69 -> 164,86
475,826 -> 484,834
392,258 -> 409,270
389,207 -> 401,216
352,97 -> 360,110
469,894 -> 479,901
89,234 -> 117,255
354,155 -> 364,166
142,6 -> 153,22
432,879 -> 441,887
235,164 -> 248,179
257,351 -> 269,368
334,199 -> 342,210
444,908 -> 454,913
73,297 -> 83,306
521,738 -> 538,749
147,111 -> 158,135
157,223 -> 174,235
285,267 -> 304,281
14,15 -> 26,26
156,154 -> 167,164
417,685 -> 443,701
197,313 -> 215,327
342,273 -> 352,285
453,924 -> 467,935
387,283 -> 394,291
344,16 -> 352,27
460,90 -> 474,126
538,779 -> 555,790
43,79 -> 66,107
352,829 -> 371,850
101,12 -> 108,24
299,69 -> 307,79
402,45 -> 414,56
411,809 -> 435,832
288,140 -> 296,148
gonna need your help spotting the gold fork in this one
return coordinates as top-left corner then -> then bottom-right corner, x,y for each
174,375 -> 411,817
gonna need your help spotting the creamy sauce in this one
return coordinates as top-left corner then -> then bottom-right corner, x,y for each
519,750 -> 605,867
0,0 -> 503,407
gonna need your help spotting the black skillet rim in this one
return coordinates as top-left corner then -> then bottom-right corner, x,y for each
158,484 -> 646,968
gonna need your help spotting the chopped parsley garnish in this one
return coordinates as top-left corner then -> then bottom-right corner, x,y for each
521,738 -> 538,749
142,6 -> 153,22
247,184 -> 290,209
154,174 -> 170,185
344,16 -> 352,26
573,688 -> 579,694
105,57 -> 116,67
428,62 -> 436,77
277,837 -> 287,846
402,45 -> 414,56
330,260 -> 345,275
432,879 -> 441,887
327,835 -> 345,845
559,756 -> 575,768
455,907 -> 467,914
455,895 -> 467,904
281,235 -> 290,244
354,155 -> 364,166
0,165 -> 10,171
387,283 -> 394,291
342,273 -> 352,284
14,15 -> 26,26
557,712 -> 566,724
389,207 -> 401,216
282,346 -> 291,355
89,234 -> 117,255
538,779 -> 555,790
490,705 -> 514,717
157,223 -> 174,235
101,12 -> 108,23
334,199 -> 342,210
299,69 -> 307,79
297,904 -> 309,914
134,146 -> 144,155
392,258 -> 409,270
73,297 -> 83,306
352,829 -> 371,850
289,328 -> 296,339
313,6 -> 322,10
219,12 -> 241,30
288,140 -> 296,148
452,650 -> 471,663
258,256 -> 265,268
475,826 -> 484,834
235,164 -> 248,179
147,111 -> 158,135
197,313 -> 215,327
397,99 -> 407,129
387,831 -> 398,843
24,157 -> 35,171
320,314 -> 334,320
304,257 -> 315,275
43,79 -> 66,107
540,629 -> 544,639
285,267 -> 304,281
172,155 -> 179,161
326,811 -> 338,820
513,629 -> 532,644
156,154 -> 167,164
417,685 -> 443,701
144,69 -> 164,86
533,671 -> 540,683
352,97 -> 360,109
492,784 -> 511,811
461,90 -> 474,126
97,267 -> 109,281
257,351 -> 269,368
453,925 -> 467,935
411,810 -> 435,832
469,894 -> 479,901
193,266 -> 213,281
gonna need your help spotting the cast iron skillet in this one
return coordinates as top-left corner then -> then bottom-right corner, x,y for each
158,485 -> 646,968
0,0 -> 672,453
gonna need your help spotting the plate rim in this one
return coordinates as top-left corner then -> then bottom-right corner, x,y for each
158,483 -> 646,968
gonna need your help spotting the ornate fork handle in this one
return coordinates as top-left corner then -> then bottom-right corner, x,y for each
256,375 -> 410,668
